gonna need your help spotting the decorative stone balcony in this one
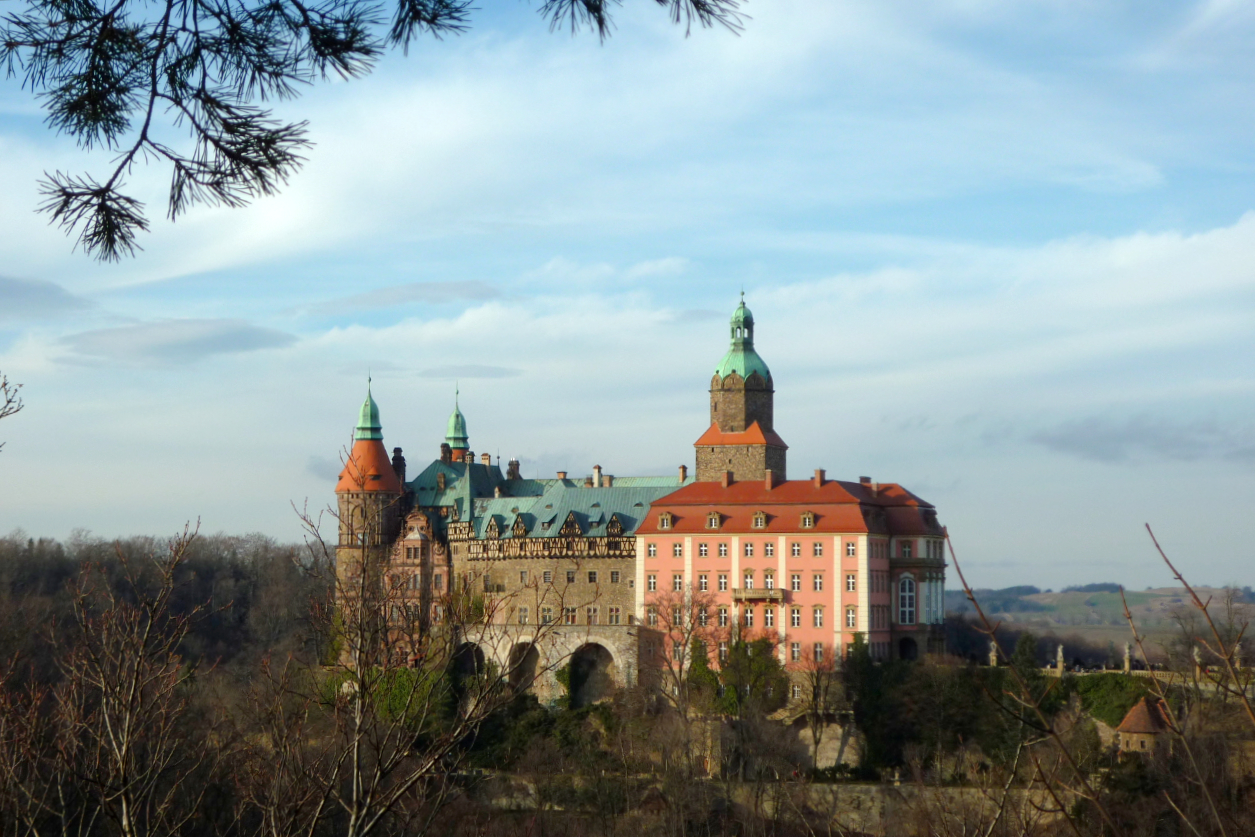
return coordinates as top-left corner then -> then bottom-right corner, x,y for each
732,588 -> 784,603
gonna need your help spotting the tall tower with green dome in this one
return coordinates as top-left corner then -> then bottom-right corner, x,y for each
695,296 -> 788,482
444,388 -> 470,463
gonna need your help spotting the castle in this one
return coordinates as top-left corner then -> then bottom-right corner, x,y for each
334,297 -> 947,705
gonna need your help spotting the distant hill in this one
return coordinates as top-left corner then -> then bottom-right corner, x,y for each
946,584 -> 1255,647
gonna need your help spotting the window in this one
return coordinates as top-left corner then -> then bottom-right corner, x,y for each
764,607 -> 775,628
791,684 -> 801,699
744,542 -> 754,557
801,512 -> 815,528
765,543 -> 774,557
588,570 -> 598,584
432,604 -> 443,623
718,607 -> 729,627
764,572 -> 775,590
753,512 -> 766,529
673,641 -> 683,660
813,574 -> 824,592
647,573 -> 657,591
434,573 -> 443,591
543,570 -> 552,584
647,607 -> 657,626
698,607 -> 708,626
699,543 -> 708,557
587,606 -> 599,625
813,607 -> 824,628
846,573 -> 856,592
699,574 -> 709,591
706,512 -> 720,529
846,542 -> 856,557
718,574 -> 728,591
564,608 -> 577,625
673,574 -> 683,592
791,542 -> 801,557
846,607 -> 857,628
744,608 -> 754,627
519,607 -> 529,625
673,543 -> 683,558
659,513 -> 671,529
813,542 -> 823,557
791,574 -> 801,592
610,570 -> 620,584
648,543 -> 657,557
899,577 -> 917,625
607,606 -> 621,625
520,570 -> 529,585
790,642 -> 801,661
718,543 -> 728,558
672,607 -> 682,626
541,606 -> 553,624
718,642 -> 728,663
813,643 -> 824,663
566,570 -> 576,584
743,571 -> 754,589
791,607 -> 801,628
901,541 -> 913,559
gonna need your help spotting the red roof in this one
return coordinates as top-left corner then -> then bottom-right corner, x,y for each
693,422 -> 788,449
1116,697 -> 1169,734
335,439 -> 402,493
637,477 -> 938,536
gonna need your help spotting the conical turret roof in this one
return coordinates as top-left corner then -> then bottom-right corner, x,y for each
715,294 -> 771,382
446,388 -> 469,450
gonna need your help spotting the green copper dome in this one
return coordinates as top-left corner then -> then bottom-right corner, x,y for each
354,383 -> 383,441
445,390 -> 469,450
714,295 -> 771,382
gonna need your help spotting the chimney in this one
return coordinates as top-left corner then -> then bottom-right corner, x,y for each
604,474 -> 613,487
436,472 -> 446,491
481,452 -> 492,466
440,443 -> 452,464
859,476 -> 872,484
494,485 -> 502,498
391,447 -> 407,484
593,464 -> 603,488
506,458 -> 521,480
557,470 -> 567,480
765,469 -> 776,490
814,469 -> 825,488
584,476 -> 594,487
678,464 -> 688,483
721,471 -> 733,488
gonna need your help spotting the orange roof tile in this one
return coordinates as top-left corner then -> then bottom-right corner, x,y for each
335,438 -> 402,493
693,422 -> 788,449
1116,697 -> 1169,734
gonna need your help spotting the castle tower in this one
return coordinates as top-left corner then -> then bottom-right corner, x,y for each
335,384 -> 403,619
694,296 -> 788,482
445,389 -> 470,463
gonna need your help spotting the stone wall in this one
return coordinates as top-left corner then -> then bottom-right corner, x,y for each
709,373 -> 774,433
696,442 -> 787,482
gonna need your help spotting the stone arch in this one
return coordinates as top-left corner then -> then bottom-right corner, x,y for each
568,643 -> 617,708
508,642 -> 540,692
450,641 -> 485,678
898,637 -> 919,661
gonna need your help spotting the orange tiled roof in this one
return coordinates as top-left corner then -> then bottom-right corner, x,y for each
693,422 -> 788,449
335,438 -> 402,493
636,478 -> 937,536
1116,697 -> 1169,734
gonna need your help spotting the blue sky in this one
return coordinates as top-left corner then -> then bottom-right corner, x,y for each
2,0 -> 1253,590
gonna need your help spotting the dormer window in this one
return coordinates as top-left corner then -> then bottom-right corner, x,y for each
659,513 -> 673,530
800,511 -> 815,529
752,512 -> 767,529
706,512 -> 721,530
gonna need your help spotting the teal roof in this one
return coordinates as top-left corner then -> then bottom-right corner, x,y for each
714,296 -> 771,382
469,478 -> 693,540
445,391 -> 469,450
354,384 -> 383,441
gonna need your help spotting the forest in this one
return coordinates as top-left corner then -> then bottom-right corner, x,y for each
0,527 -> 1252,837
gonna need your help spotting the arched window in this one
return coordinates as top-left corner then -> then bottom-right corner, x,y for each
898,576 -> 917,625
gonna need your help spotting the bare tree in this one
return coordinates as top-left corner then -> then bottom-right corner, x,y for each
795,652 -> 846,770
0,372 -> 21,454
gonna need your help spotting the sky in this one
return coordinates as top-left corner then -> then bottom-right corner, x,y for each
1,0 -> 1253,590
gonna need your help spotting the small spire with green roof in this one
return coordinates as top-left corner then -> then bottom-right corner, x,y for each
354,378 -> 384,441
445,385 -> 469,450
715,294 -> 771,382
